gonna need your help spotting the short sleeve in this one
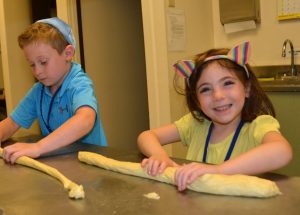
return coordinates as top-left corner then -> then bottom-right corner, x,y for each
175,113 -> 198,146
250,115 -> 280,144
10,84 -> 40,128
68,72 -> 98,114
72,84 -> 98,113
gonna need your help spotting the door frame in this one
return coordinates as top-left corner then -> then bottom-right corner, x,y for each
140,0 -> 172,154
56,0 -> 81,64
60,0 -> 173,154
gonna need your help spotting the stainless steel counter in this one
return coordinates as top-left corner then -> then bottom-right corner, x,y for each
1,142 -> 300,215
260,80 -> 300,92
253,65 -> 300,92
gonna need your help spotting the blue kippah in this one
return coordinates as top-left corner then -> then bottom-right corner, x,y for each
36,17 -> 76,48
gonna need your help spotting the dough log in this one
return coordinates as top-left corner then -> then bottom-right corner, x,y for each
0,147 -> 84,199
78,151 -> 281,198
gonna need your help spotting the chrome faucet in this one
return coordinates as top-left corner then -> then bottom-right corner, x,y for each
282,39 -> 297,76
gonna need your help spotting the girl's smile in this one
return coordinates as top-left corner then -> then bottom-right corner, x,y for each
196,61 -> 249,128
213,104 -> 232,112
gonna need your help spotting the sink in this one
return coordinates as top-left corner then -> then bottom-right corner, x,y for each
277,75 -> 300,81
260,78 -> 300,86
258,75 -> 300,91
252,65 -> 300,91
259,74 -> 300,84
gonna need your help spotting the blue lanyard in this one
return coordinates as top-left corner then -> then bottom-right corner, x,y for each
202,120 -> 244,163
40,85 -> 62,133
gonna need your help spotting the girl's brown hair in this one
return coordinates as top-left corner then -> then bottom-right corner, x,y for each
175,48 -> 275,122
18,22 -> 68,54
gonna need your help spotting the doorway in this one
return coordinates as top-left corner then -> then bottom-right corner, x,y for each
80,0 -> 149,150
0,47 -> 6,121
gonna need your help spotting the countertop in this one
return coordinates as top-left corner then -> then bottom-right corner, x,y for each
253,65 -> 300,92
259,80 -> 300,92
1,141 -> 300,215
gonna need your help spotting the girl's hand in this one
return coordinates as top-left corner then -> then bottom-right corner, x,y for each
3,142 -> 42,164
175,162 -> 220,191
141,155 -> 178,176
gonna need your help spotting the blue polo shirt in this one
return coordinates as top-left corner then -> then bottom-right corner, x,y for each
10,62 -> 107,146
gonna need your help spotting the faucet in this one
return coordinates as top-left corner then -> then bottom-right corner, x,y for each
282,39 -> 297,76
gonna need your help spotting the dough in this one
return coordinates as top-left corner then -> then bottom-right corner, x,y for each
143,192 -> 160,200
0,147 -> 84,199
78,151 -> 281,198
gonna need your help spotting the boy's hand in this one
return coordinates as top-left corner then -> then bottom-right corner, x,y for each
175,162 -> 220,191
2,143 -> 42,164
141,155 -> 178,176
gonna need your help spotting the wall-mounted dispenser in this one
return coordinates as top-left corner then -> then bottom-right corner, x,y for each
219,0 -> 260,33
219,0 -> 260,24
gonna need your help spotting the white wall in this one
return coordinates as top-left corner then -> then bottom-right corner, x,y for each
141,0 -> 214,157
212,0 -> 300,66
165,0 -> 214,158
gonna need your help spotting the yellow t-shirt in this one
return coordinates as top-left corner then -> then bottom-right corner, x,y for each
174,113 -> 280,164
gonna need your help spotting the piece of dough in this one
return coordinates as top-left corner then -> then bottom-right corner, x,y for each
0,147 -> 84,199
143,192 -> 160,200
78,151 -> 281,198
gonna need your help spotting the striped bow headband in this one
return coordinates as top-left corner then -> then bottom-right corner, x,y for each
173,41 -> 250,79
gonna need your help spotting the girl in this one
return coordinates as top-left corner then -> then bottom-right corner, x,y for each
137,42 -> 292,191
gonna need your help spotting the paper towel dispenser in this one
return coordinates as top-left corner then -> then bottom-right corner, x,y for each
219,0 -> 260,24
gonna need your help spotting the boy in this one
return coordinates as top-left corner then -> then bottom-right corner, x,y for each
0,17 -> 106,163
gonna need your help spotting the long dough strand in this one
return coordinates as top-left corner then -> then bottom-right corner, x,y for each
0,147 -> 84,199
78,151 -> 281,198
